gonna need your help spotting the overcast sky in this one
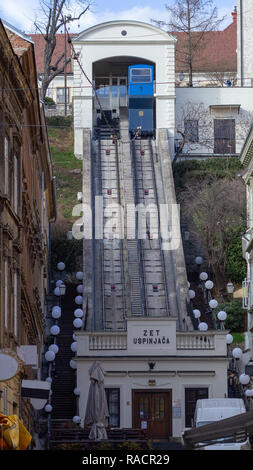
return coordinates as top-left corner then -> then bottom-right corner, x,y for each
0,0 -> 236,34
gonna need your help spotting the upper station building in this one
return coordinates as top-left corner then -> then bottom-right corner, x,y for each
72,20 -> 177,159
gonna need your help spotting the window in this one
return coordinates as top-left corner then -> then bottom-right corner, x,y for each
105,388 -> 120,427
4,260 -> 8,328
13,156 -> 18,213
13,272 -> 18,337
214,119 -> 235,154
56,88 -> 69,104
4,138 -> 8,194
185,388 -> 208,427
131,68 -> 152,83
184,120 -> 199,143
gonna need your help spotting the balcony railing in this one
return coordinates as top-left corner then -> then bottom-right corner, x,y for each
176,332 -> 215,350
85,331 -> 217,351
89,333 -> 127,350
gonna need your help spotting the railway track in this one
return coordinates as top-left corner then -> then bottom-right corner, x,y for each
131,138 -> 170,317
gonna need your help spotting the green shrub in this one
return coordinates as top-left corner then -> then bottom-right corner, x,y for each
215,299 -> 245,332
173,158 -> 243,190
46,115 -> 73,128
225,227 -> 247,283
44,96 -> 55,106
51,237 -> 83,273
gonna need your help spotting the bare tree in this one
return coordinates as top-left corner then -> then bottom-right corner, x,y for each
153,0 -> 225,87
34,0 -> 90,100
180,178 -> 246,295
202,72 -> 237,87
174,101 -> 213,166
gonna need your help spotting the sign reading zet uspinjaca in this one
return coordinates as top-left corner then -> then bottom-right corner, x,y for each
127,320 -> 176,352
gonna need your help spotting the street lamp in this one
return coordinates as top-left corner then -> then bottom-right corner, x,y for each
226,282 -> 234,295
209,299 -> 218,329
226,333 -> 234,359
217,311 -> 227,330
239,374 -> 250,385
232,347 -> 243,372
59,283 -> 66,296
198,322 -> 208,331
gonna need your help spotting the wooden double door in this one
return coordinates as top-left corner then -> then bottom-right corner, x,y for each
132,390 -> 172,439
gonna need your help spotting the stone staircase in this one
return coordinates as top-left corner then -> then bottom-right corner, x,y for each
51,284 -> 77,420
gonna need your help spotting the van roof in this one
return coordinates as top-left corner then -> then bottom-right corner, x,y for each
197,407 -> 246,422
196,398 -> 245,409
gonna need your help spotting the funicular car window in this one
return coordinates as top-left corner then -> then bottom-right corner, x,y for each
131,68 -> 152,83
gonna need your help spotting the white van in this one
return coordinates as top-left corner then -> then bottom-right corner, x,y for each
193,398 -> 251,450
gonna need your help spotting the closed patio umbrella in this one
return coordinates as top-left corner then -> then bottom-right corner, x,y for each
84,361 -> 109,440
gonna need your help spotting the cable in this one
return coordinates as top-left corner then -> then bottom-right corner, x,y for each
3,74 -> 253,92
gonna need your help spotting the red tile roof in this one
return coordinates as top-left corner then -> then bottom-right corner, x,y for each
30,13 -> 237,76
30,33 -> 76,74
173,16 -> 237,73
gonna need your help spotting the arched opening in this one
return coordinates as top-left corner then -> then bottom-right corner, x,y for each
92,56 -> 156,134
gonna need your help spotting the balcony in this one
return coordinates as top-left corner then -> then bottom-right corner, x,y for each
76,319 -> 228,358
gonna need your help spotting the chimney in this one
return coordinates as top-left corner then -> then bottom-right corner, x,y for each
232,6 -> 237,24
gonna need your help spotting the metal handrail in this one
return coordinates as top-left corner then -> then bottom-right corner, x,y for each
131,139 -> 148,316
148,138 -> 170,316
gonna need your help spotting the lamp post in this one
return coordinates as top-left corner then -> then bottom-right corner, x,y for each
209,298 -> 218,329
226,333 -> 234,361
217,311 -> 227,330
232,347 -> 243,373
226,281 -> 234,299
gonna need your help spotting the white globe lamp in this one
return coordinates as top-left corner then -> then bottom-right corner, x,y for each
74,308 -> 83,318
76,284 -> 83,294
199,272 -> 208,281
205,280 -> 214,290
50,325 -> 60,336
73,416 -> 81,424
193,309 -> 201,319
49,344 -> 59,354
73,318 -> 83,329
75,295 -> 83,305
239,374 -> 250,385
45,350 -> 55,362
226,334 -> 233,345
54,287 -> 61,297
45,404 -> 53,413
195,256 -> 203,265
57,262 -> 65,271
74,388 -> 80,396
76,272 -> 83,281
209,299 -> 218,309
189,290 -> 195,300
232,347 -> 243,359
52,306 -> 61,319
198,322 -> 208,331
70,360 -> 77,369
71,342 -> 77,352
217,311 -> 227,321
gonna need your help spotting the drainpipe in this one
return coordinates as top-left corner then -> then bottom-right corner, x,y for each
240,0 -> 244,86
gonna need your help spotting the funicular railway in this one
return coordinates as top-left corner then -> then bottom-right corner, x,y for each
90,64 -> 191,329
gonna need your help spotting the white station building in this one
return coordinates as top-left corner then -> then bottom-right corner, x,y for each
73,21 -> 176,159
